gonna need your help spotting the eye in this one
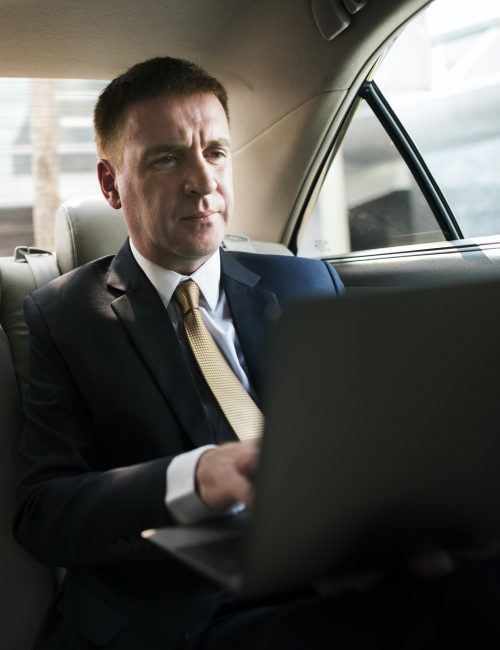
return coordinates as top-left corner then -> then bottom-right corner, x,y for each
147,150 -> 179,170
205,149 -> 228,164
152,152 -> 178,168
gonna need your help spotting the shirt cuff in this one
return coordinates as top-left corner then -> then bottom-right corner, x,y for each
165,446 -> 246,524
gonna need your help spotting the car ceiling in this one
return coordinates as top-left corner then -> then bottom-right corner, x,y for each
0,0 -> 431,243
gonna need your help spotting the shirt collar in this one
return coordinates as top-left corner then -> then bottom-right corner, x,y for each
129,238 -> 221,311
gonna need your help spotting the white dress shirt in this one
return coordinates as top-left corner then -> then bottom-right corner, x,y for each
129,240 -> 249,522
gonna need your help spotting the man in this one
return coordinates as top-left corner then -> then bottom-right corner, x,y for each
13,57 -> 500,650
13,57 -> 345,649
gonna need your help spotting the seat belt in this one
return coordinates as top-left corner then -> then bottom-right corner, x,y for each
14,246 -> 60,288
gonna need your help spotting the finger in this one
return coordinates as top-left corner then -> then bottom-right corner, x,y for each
201,470 -> 254,511
456,540 -> 500,563
407,549 -> 454,578
224,472 -> 255,508
314,570 -> 383,597
235,440 -> 260,476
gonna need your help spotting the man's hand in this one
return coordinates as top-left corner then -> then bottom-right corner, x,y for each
315,541 -> 500,598
195,440 -> 260,511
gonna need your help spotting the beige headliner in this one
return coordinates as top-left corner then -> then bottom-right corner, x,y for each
0,0 -> 431,243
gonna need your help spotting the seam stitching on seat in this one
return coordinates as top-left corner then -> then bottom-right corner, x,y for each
65,206 -> 78,268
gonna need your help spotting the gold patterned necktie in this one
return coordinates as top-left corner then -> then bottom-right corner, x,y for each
174,280 -> 264,441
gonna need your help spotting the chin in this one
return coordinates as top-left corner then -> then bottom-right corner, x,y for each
190,244 -> 221,260
189,233 -> 225,258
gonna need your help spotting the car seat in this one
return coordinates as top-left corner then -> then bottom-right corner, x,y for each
0,197 -> 127,650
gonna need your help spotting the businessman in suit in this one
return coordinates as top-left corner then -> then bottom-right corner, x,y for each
14,57 -> 500,649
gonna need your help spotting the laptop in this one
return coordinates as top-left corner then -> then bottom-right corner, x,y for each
142,278 -> 500,595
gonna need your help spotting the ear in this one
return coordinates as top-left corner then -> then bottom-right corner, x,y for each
97,160 -> 122,209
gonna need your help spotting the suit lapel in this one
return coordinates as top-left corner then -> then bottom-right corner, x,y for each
221,250 -> 280,400
107,241 -> 213,447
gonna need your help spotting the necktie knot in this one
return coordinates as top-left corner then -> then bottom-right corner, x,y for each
175,280 -> 200,316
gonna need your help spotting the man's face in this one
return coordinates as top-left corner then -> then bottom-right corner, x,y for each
99,92 -> 233,274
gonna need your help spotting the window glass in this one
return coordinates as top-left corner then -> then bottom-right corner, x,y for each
299,0 -> 500,257
298,105 -> 445,258
0,78 -> 107,255
377,0 -> 500,239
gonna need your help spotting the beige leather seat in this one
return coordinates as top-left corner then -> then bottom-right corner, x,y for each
0,197 -> 128,650
55,196 -> 128,274
0,324 -> 56,650
0,257 -> 59,650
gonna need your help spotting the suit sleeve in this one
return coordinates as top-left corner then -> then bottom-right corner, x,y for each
13,294 -> 174,567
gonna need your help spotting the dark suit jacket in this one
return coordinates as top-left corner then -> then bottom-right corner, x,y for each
13,241 -> 344,649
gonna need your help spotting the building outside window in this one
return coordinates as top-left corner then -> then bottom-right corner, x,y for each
0,79 -> 107,255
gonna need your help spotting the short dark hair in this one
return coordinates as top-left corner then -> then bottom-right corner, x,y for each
94,56 -> 229,163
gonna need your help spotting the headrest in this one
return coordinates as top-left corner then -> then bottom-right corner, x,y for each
55,196 -> 128,274
54,195 -> 292,275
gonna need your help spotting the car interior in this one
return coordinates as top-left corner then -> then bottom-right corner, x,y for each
1,0 -> 499,646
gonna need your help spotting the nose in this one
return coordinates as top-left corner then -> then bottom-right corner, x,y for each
184,156 -> 217,196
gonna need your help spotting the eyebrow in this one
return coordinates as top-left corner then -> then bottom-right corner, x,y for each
143,139 -> 231,161
208,138 -> 231,148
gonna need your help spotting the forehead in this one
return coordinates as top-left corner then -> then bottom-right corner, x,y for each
122,93 -> 230,145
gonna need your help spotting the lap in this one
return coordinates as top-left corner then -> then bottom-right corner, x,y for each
194,556 -> 500,650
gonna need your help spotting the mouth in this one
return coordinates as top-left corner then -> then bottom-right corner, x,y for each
182,211 -> 218,223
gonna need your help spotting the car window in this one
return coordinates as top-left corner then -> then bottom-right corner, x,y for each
298,0 -> 500,257
0,78 -> 107,255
